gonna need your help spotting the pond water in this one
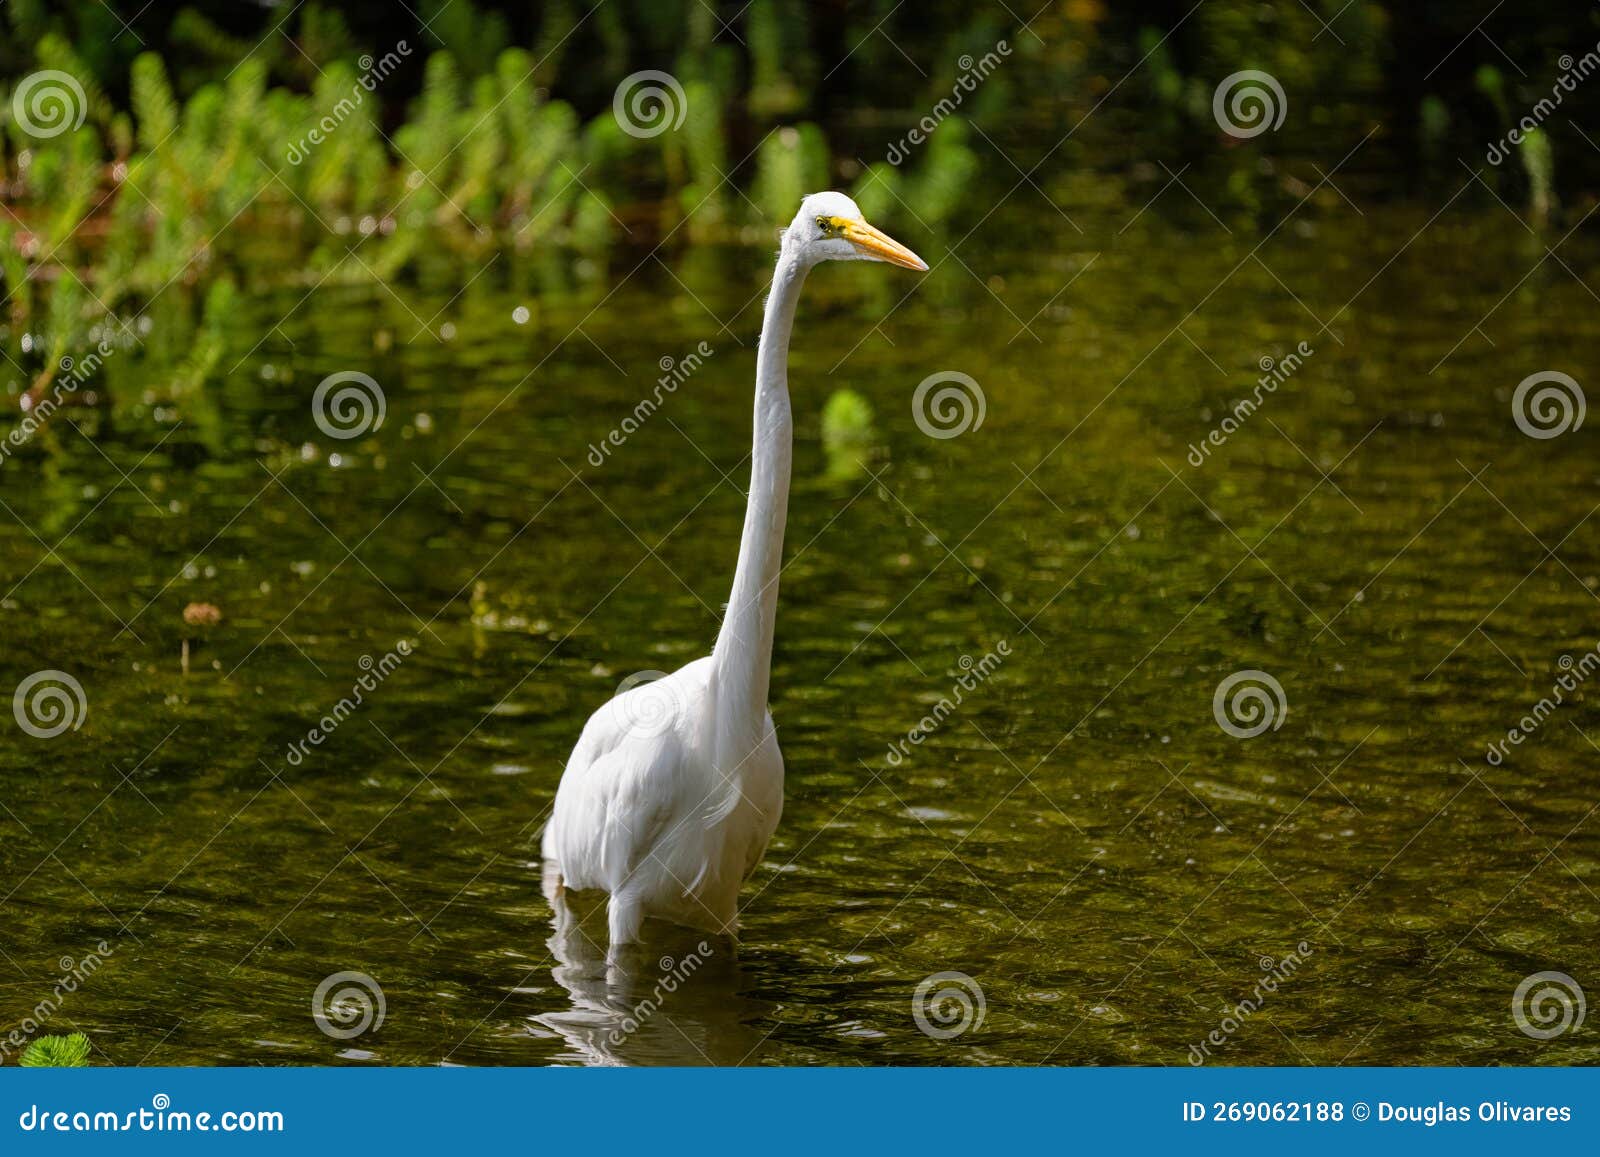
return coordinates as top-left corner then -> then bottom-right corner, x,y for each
1,199 -> 1598,1066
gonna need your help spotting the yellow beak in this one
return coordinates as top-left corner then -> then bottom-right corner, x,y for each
841,219 -> 928,271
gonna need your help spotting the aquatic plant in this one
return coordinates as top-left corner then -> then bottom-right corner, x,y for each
18,1032 -> 91,1067
1418,95 -> 1450,176
902,116 -> 980,224
821,387 -> 876,481
747,0 -> 810,121
753,123 -> 829,226
422,0 -> 509,79
1519,127 -> 1554,228
849,162 -> 904,223
3,0 -> 1587,428
1474,65 -> 1508,127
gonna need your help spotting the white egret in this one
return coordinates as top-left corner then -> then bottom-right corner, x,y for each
543,191 -> 927,950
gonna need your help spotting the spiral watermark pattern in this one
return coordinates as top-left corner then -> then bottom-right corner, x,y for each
311,970 -> 386,1039
911,970 -> 986,1040
13,670 -> 87,738
912,371 -> 986,440
1212,669 -> 1287,738
1512,370 -> 1584,439
1212,70 -> 1287,139
312,370 -> 386,440
1512,971 -> 1585,1040
614,670 -> 683,739
612,70 -> 687,139
12,70 -> 88,139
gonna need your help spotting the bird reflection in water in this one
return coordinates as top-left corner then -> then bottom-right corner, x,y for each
533,875 -> 773,1066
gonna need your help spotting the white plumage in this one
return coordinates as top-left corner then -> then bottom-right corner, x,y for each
543,192 -> 928,953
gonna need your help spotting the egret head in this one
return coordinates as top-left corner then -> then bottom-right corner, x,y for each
784,191 -> 928,271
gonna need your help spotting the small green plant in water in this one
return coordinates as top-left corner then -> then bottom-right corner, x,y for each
821,388 -> 875,481
1418,95 -> 1450,176
1519,127 -> 1554,228
18,1033 -> 91,1067
753,124 -> 829,226
1473,65 -> 1507,126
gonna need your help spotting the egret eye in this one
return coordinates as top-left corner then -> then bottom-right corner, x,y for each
815,216 -> 830,232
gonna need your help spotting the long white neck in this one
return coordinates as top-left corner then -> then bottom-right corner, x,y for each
711,249 -> 808,731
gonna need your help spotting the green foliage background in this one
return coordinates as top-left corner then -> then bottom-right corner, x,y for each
1,0 -> 1596,404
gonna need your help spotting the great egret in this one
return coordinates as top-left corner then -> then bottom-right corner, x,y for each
543,191 -> 927,950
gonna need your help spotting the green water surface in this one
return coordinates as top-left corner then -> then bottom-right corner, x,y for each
1,204 -> 1597,1065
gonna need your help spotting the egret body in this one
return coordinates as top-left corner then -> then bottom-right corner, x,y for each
542,192 -> 927,950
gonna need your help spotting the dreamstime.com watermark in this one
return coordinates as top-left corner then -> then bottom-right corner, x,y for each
1511,370 -> 1584,439
0,942 -> 114,1061
311,970 -> 385,1040
885,640 -> 1010,766
312,370 -> 386,440
284,642 -> 413,766
11,70 -> 87,139
285,42 -> 412,165
1212,669 -> 1287,739
912,971 -> 986,1040
587,342 -> 714,466
613,70 -> 687,138
605,943 -> 714,1046
1485,641 -> 1600,765
1486,40 -> 1600,166
1212,70 -> 1287,138
1187,342 -> 1314,467
12,669 -> 87,739
1511,971 -> 1586,1040
1187,942 -> 1313,1064
611,670 -> 684,740
17,1096 -> 284,1134
912,371 -> 985,440
885,43 -> 1011,165
5,336 -> 130,469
